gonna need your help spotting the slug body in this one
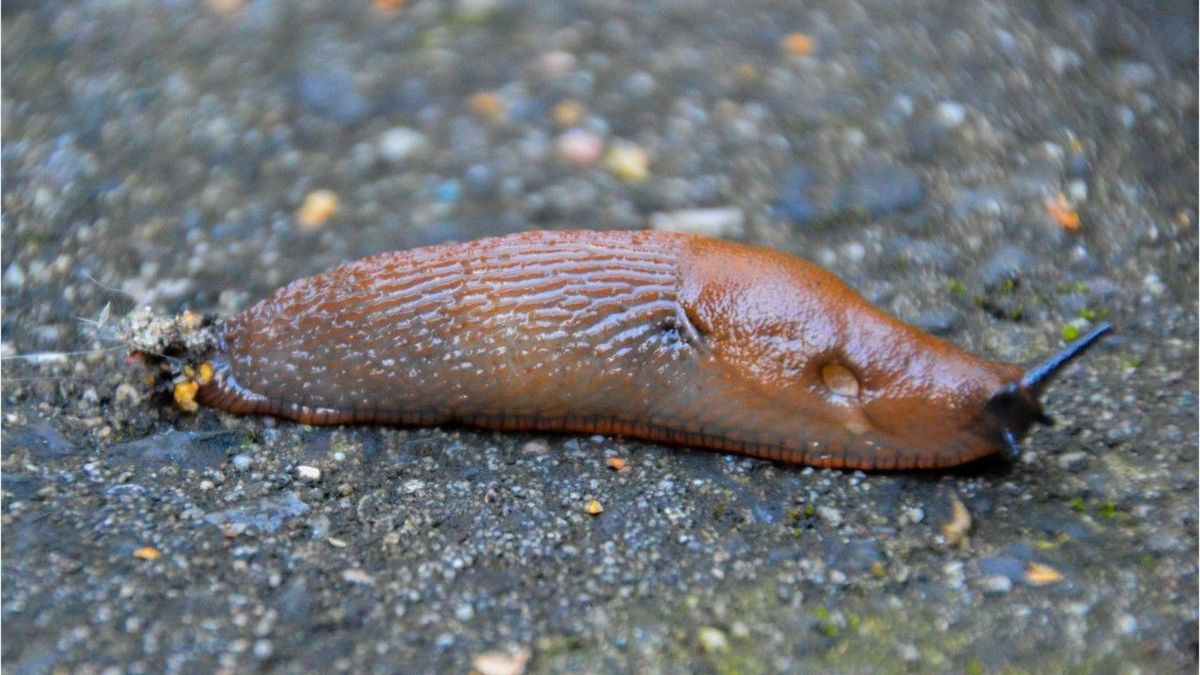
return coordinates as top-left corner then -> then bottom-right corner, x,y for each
200,230 -> 1108,470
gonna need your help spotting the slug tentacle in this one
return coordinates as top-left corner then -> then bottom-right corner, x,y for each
1020,323 -> 1113,394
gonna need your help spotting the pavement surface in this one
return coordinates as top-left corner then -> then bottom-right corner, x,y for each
2,1 -> 1197,672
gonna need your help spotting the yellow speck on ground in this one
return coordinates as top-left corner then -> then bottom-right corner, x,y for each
196,362 -> 214,385
297,189 -> 340,231
604,142 -> 650,183
173,380 -> 200,412
585,499 -> 604,516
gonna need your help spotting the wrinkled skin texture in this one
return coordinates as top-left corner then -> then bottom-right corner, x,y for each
201,230 -> 1027,470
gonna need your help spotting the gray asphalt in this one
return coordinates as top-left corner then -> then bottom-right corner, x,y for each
2,1 -> 1196,672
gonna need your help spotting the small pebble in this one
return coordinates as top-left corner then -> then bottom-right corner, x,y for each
378,127 -> 426,163
697,626 -> 729,653
935,101 -> 967,129
650,207 -> 745,238
342,568 -> 375,585
781,32 -> 817,57
455,0 -> 500,20
557,129 -> 604,165
585,499 -> 604,516
604,142 -> 650,183
435,180 -> 462,203
536,50 -> 576,80
296,465 -> 322,482
1115,614 -> 1138,635
978,575 -> 1014,594
623,72 -> 656,99
297,190 -> 339,231
470,92 -> 507,123
231,454 -> 253,472
471,647 -> 530,675
552,100 -> 586,127
815,505 -> 843,528
253,639 -> 273,659
1056,451 -> 1088,470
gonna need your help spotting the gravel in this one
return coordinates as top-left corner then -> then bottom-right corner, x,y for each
2,0 -> 1196,672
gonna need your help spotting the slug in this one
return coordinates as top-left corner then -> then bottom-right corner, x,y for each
189,230 -> 1110,470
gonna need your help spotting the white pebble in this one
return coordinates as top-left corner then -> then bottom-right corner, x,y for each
978,575 -> 1013,594
1115,613 -> 1138,635
935,101 -> 967,129
3,263 -> 25,290
843,242 -> 867,262
378,127 -> 427,163
296,465 -> 322,482
816,505 -> 843,528
650,207 -> 745,238
697,626 -> 729,652
1142,273 -> 1165,296
902,506 -> 925,524
341,568 -> 375,585
556,128 -> 603,165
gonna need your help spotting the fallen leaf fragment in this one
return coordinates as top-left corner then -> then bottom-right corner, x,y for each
1025,561 -> 1065,586
133,546 -> 162,560
1048,193 -> 1081,232
941,492 -> 972,546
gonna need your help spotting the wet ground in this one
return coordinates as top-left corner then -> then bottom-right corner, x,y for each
2,0 -> 1197,672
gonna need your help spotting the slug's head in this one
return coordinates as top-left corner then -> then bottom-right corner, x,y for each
977,322 -> 1113,462
678,237 -> 1113,469
843,321 -> 1113,467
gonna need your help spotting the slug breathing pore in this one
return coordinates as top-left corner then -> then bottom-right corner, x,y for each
136,230 -> 1112,471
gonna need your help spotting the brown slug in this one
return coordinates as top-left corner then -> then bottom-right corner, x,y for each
191,230 -> 1110,470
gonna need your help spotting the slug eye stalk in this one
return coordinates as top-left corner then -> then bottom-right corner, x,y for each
989,322 -> 1113,461
1021,323 -> 1114,395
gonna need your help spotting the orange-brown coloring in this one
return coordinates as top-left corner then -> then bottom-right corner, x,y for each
200,230 -> 1035,470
